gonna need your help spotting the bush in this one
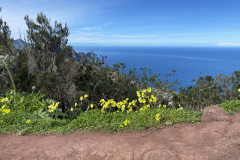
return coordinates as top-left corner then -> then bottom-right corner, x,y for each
219,99 -> 240,114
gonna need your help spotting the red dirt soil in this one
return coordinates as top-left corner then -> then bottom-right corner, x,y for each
1,105 -> 240,160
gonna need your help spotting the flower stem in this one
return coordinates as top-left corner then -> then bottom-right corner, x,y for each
2,59 -> 16,95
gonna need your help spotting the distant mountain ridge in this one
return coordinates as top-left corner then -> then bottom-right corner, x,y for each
13,39 -> 27,50
12,39 -> 90,62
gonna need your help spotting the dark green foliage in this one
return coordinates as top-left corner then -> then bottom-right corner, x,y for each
0,8 -> 14,56
0,9 -> 16,94
175,73 -> 240,110
24,12 -> 69,72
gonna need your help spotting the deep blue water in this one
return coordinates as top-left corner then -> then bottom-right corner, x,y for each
72,46 -> 240,88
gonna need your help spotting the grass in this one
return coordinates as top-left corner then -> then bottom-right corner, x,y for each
0,107 -> 202,135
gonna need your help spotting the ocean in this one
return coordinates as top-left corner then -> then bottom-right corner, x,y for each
72,46 -> 240,88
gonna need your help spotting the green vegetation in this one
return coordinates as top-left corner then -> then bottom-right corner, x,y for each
219,91 -> 240,114
0,90 -> 202,134
0,10 -> 240,135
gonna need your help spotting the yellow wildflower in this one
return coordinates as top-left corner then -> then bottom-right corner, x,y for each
158,104 -> 162,108
238,88 -> 240,92
142,99 -> 146,104
48,102 -> 59,113
132,100 -> 136,106
163,105 -> 167,108
75,102 -> 78,107
124,119 -> 130,126
100,99 -> 105,105
127,107 -> 133,113
80,96 -> 84,101
121,105 -> 126,112
128,102 -> 132,107
147,88 -> 151,92
71,107 -> 74,111
1,107 -> 10,114
111,101 -> 116,107
1,105 -> 6,109
155,113 -> 160,121
26,119 -> 31,123
178,104 -> 181,107
136,91 -> 141,97
140,107 -> 145,112
90,104 -> 94,108
142,92 -> 145,98
152,97 -> 157,103
4,109 -> 10,114
84,94 -> 88,98
120,124 -> 123,128
0,97 -> 8,103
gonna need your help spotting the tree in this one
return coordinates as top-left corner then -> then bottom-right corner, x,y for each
0,7 -> 16,94
24,12 -> 69,73
0,8 -> 14,56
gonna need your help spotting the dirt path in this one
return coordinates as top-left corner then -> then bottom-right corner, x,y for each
1,106 -> 240,160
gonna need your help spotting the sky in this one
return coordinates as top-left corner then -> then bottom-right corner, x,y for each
1,0 -> 240,47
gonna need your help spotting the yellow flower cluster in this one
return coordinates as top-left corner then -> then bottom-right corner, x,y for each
137,88 -> 156,102
120,119 -> 131,128
124,119 -> 130,125
155,113 -> 160,121
80,94 -> 88,101
158,104 -> 167,108
0,105 -> 10,115
100,98 -> 137,113
99,88 -> 160,113
48,102 -> 59,113
0,97 -> 8,103
137,88 -> 157,112
0,97 -> 10,115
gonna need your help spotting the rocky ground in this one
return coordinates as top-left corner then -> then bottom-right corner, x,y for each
1,105 -> 240,160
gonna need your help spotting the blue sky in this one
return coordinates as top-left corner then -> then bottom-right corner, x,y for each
1,0 -> 240,46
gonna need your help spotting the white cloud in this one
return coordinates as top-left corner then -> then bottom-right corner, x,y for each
169,32 -> 239,36
112,34 -> 155,38
79,27 -> 102,31
216,43 -> 240,47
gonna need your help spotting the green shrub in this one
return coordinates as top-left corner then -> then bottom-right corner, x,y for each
219,99 -> 240,114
